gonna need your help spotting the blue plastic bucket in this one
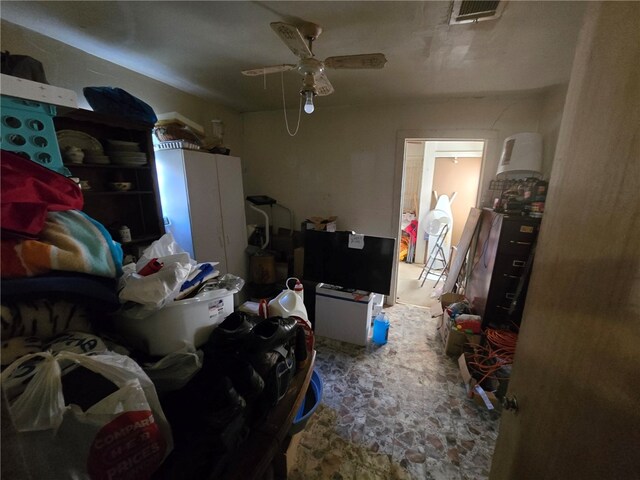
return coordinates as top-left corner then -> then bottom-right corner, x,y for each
290,370 -> 323,435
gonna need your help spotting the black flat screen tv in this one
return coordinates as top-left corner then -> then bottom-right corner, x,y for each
303,230 -> 396,295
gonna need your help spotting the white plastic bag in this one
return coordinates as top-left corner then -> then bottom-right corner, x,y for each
1,350 -> 173,479
119,261 -> 192,310
118,233 -> 196,313
142,344 -> 203,393
136,232 -> 190,267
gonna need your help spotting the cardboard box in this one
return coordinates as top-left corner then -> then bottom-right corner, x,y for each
434,292 -> 480,356
458,352 -> 501,410
440,292 -> 466,310
432,292 -> 465,318
439,311 -> 482,356
303,216 -> 337,232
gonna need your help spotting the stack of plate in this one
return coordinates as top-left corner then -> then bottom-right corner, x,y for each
106,139 -> 147,166
84,153 -> 111,165
57,130 -> 105,164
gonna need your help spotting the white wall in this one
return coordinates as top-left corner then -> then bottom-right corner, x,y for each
1,21 -> 243,155
402,141 -> 425,214
242,92 -> 564,239
538,84 -> 569,179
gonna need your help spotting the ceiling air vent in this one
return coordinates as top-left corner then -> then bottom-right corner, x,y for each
449,0 -> 506,25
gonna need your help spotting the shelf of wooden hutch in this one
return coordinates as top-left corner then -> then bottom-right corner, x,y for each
53,109 -> 165,254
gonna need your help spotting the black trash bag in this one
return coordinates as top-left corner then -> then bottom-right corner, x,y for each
1,51 -> 49,84
83,86 -> 157,124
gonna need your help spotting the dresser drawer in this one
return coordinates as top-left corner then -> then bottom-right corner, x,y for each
484,293 -> 525,326
484,271 -> 533,327
467,210 -> 540,329
492,254 -> 530,278
497,218 -> 539,255
489,273 -> 522,298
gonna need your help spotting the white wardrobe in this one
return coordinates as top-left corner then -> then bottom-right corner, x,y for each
154,149 -> 247,279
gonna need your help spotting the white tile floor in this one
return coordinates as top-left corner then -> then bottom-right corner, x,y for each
290,303 -> 501,480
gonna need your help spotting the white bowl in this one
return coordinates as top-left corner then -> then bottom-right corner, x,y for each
108,182 -> 133,191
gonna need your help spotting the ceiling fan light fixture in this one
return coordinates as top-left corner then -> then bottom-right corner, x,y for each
303,89 -> 315,114
244,20 -> 387,123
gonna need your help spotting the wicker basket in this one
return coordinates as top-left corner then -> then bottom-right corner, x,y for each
154,140 -> 201,151
153,123 -> 203,145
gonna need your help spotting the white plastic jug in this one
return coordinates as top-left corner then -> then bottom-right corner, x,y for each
268,289 -> 310,325
287,277 -> 304,301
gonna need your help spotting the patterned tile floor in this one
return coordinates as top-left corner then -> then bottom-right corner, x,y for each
289,303 -> 501,480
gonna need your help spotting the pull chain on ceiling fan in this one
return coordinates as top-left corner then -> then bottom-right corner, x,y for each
242,21 -> 387,114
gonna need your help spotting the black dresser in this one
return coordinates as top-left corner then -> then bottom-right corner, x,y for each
465,209 -> 541,329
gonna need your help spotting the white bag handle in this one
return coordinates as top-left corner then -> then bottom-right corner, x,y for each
1,352 -> 65,432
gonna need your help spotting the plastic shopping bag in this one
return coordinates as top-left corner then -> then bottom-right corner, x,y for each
117,233 -> 195,315
118,260 -> 192,309
142,344 -> 203,393
1,350 -> 173,479
135,232 -> 192,270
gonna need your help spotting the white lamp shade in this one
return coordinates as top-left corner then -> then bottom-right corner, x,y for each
497,132 -> 543,177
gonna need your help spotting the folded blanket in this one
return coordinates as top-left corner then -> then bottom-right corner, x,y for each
1,210 -> 123,279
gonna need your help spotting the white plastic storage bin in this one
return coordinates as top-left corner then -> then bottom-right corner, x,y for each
114,288 -> 236,356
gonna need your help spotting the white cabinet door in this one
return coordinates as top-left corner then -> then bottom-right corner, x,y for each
183,151 -> 226,268
155,150 -> 247,277
215,155 -> 248,279
154,149 -> 195,257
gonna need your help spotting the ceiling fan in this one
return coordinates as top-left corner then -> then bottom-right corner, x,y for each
241,21 -> 387,113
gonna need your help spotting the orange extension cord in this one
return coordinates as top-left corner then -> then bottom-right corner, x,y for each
466,328 -> 518,387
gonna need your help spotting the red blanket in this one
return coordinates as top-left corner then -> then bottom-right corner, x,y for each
1,150 -> 83,238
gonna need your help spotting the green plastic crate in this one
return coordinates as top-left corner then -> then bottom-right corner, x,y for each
1,95 -> 70,176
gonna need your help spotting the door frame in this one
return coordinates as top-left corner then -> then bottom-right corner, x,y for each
389,129 -> 498,306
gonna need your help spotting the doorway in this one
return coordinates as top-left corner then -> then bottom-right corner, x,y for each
396,139 -> 484,307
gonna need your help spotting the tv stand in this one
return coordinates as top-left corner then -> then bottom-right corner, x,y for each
314,283 -> 374,346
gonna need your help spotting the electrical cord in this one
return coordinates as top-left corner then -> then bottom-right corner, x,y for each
466,328 -> 518,387
281,70 -> 302,136
469,214 -> 501,275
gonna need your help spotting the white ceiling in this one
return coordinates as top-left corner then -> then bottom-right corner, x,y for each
1,1 -> 587,113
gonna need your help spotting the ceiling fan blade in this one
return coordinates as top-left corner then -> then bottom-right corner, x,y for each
314,72 -> 334,96
324,53 -> 387,69
241,64 -> 296,76
270,22 -> 313,59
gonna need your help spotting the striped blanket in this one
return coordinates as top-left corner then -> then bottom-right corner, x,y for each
1,210 -> 123,279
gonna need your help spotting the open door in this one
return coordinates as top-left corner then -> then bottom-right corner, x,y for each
490,3 -> 640,479
396,140 -> 483,306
